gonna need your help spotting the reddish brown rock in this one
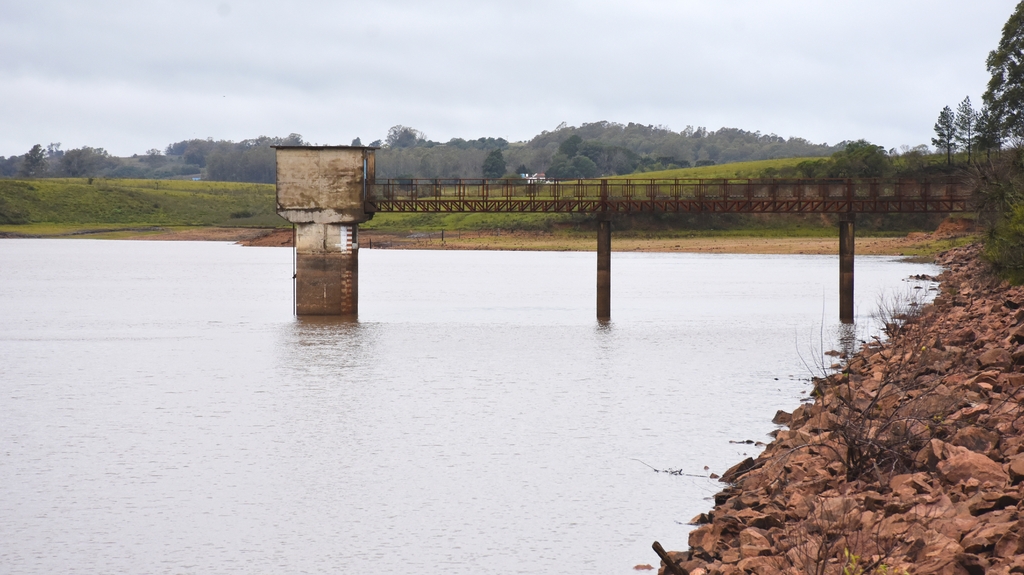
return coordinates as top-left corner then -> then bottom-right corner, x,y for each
1006,459 -> 1024,487
737,528 -> 771,558
938,445 -> 1009,486
655,246 -> 1024,574
951,426 -> 1001,455
979,348 -> 1013,370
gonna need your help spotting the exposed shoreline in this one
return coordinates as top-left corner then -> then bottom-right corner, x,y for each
656,244 -> 1024,575
1,223 -> 977,257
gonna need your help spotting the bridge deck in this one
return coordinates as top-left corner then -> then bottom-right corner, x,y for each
365,177 -> 971,214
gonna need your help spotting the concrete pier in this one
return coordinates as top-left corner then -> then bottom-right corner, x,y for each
294,223 -> 359,315
597,220 -> 611,321
274,145 -> 376,316
839,213 -> 855,323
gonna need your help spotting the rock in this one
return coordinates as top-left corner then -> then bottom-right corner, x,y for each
962,522 -> 1017,553
688,524 -> 722,556
951,326 -> 977,345
938,445 -> 1009,486
737,527 -> 769,546
747,512 -> 783,530
735,556 -> 775,574
719,457 -> 757,484
771,410 -> 791,426
689,512 -> 712,525
719,547 -> 741,564
979,347 -> 1013,370
862,490 -> 887,511
951,427 -> 1001,455
916,438 -> 946,470
964,490 -> 1019,515
912,530 -> 964,572
1008,454 -> 1024,484
995,530 -> 1024,558
957,553 -> 989,575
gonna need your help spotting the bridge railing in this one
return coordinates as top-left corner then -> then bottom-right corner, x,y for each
367,177 -> 970,203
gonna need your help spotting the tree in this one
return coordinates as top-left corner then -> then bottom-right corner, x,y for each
60,147 -> 113,177
351,137 -> 362,146
482,148 -> 506,178
977,102 -> 1003,160
932,106 -> 956,166
954,96 -> 978,164
385,125 -> 423,148
18,144 -> 47,177
558,135 -> 582,157
827,140 -> 891,177
143,148 -> 166,166
984,2 -> 1024,141
546,153 -> 599,178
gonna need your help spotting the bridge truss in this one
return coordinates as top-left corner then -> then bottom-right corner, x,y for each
365,177 -> 972,214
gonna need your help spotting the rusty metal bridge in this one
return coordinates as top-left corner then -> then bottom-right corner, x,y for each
360,175 -> 974,323
365,177 -> 972,215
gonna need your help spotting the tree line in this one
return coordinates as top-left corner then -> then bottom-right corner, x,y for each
0,134 -> 307,183
374,122 -> 845,179
930,96 -> 1000,166
1,122 -> 849,183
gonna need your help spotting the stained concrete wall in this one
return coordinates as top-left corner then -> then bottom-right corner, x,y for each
275,146 -> 375,224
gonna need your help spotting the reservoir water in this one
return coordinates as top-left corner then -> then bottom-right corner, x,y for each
0,240 -> 939,575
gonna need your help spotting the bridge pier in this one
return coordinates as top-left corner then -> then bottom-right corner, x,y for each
840,213 -> 855,324
294,223 -> 359,315
597,220 -> 611,321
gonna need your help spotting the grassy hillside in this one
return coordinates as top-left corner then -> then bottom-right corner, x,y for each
611,157 -> 819,180
0,178 -> 281,227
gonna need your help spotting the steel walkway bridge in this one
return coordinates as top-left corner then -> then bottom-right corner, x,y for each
362,176 -> 972,323
365,177 -> 971,215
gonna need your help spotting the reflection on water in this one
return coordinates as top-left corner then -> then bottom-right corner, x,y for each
0,240 -> 939,575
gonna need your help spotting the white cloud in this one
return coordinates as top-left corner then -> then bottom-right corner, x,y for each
0,0 -> 1016,156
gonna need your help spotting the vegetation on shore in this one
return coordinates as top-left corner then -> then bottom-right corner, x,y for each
963,2 -> 1024,283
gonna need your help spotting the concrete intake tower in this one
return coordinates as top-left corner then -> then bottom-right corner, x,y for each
274,145 -> 376,316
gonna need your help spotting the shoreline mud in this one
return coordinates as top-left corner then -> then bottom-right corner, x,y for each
656,244 -> 1024,575
0,222 -> 976,256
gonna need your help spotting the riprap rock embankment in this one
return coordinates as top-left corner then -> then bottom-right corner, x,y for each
661,244 -> 1024,575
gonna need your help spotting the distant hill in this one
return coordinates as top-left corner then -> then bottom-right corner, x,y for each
376,121 -> 844,179
0,122 -> 845,183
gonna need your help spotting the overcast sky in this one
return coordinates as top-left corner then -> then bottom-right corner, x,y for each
0,0 -> 1018,157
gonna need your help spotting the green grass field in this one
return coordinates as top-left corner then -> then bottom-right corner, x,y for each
609,157 -> 820,180
0,158 -> 954,237
0,178 -> 281,228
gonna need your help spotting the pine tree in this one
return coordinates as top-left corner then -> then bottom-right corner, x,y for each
955,96 -> 978,164
984,2 -> 1024,140
931,106 -> 956,166
976,102 -> 1003,161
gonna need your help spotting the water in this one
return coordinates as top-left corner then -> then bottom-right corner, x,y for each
0,240 -> 938,575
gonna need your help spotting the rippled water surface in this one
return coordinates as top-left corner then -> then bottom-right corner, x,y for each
0,240 -> 939,574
